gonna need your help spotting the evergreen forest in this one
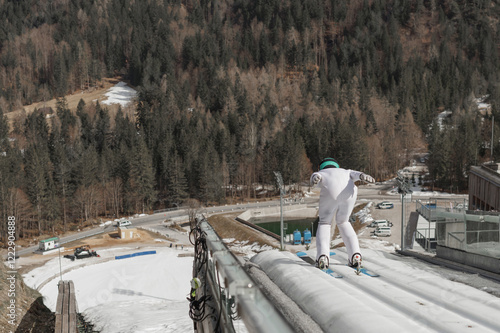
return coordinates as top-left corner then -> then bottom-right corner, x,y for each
0,0 -> 499,241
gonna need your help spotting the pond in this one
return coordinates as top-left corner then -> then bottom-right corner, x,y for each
249,216 -> 319,236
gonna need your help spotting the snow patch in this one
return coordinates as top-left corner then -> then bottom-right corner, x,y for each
101,81 -> 137,107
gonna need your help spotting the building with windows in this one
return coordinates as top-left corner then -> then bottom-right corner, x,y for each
415,199 -> 499,274
38,237 -> 59,251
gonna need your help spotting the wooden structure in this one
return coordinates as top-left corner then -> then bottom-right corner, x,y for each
469,163 -> 500,211
55,280 -> 78,333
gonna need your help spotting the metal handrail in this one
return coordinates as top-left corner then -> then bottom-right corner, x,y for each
415,230 -> 437,251
193,217 -> 293,333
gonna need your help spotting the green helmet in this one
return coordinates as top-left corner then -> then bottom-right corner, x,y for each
319,157 -> 339,170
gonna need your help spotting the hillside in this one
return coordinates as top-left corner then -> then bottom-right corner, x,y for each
0,0 -> 499,243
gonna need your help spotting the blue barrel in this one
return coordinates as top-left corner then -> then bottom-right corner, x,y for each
303,228 -> 311,244
293,229 -> 302,245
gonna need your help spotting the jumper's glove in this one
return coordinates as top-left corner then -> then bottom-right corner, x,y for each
311,174 -> 322,185
360,173 -> 375,183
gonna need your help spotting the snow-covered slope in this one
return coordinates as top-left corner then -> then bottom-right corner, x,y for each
23,246 -> 194,333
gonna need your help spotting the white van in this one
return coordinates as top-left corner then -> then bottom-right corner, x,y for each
374,226 -> 391,237
376,201 -> 394,209
369,220 -> 389,228
116,220 -> 132,227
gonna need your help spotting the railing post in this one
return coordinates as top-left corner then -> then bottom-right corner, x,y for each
396,172 -> 412,250
273,171 -> 285,251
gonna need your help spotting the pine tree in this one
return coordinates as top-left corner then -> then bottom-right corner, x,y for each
259,31 -> 273,67
49,129 -> 74,232
77,99 -> 93,147
334,112 -> 368,170
166,149 -> 189,207
25,111 -> 49,143
129,133 -> 156,213
0,111 -> 27,241
113,106 -> 135,148
94,102 -> 110,153
53,50 -> 68,97
73,147 -> 99,224
427,119 -> 446,190
56,97 -> 76,143
197,142 -> 224,204
24,143 -> 51,234
0,108 -> 9,151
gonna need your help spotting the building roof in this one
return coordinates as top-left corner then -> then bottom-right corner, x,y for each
40,237 -> 59,243
470,164 -> 500,187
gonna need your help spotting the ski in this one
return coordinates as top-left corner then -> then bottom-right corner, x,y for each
296,251 -> 343,278
332,263 -> 380,277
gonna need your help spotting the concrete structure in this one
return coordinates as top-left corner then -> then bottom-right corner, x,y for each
118,227 -> 136,239
236,204 -> 318,244
237,204 -> 317,222
436,245 -> 500,274
41,247 -> 65,255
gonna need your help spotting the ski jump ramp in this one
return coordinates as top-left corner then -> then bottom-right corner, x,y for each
250,249 -> 500,333
192,216 -> 500,333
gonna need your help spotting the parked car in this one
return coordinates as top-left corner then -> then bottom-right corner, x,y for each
115,220 -> 132,227
369,220 -> 393,228
376,201 -> 394,209
373,226 -> 391,237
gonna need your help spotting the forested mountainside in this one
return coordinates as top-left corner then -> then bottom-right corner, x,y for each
0,0 -> 499,241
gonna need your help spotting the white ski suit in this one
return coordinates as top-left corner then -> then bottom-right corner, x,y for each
310,167 -> 363,262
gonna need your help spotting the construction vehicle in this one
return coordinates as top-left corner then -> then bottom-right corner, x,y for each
64,245 -> 99,261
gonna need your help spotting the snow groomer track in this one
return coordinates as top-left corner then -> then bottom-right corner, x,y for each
249,249 -> 500,333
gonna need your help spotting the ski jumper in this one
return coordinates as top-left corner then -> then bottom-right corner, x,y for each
310,167 -> 363,262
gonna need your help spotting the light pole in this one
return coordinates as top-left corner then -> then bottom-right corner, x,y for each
58,246 -> 63,282
396,172 -> 412,251
274,171 -> 285,250
491,115 -> 494,161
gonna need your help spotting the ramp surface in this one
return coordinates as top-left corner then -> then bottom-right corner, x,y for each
250,249 -> 500,333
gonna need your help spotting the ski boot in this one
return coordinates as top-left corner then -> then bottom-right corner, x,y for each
349,253 -> 362,275
315,254 -> 329,270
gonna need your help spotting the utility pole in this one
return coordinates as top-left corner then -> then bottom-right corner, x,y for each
491,115 -> 494,161
58,246 -> 63,282
274,171 -> 285,251
396,172 -> 412,251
